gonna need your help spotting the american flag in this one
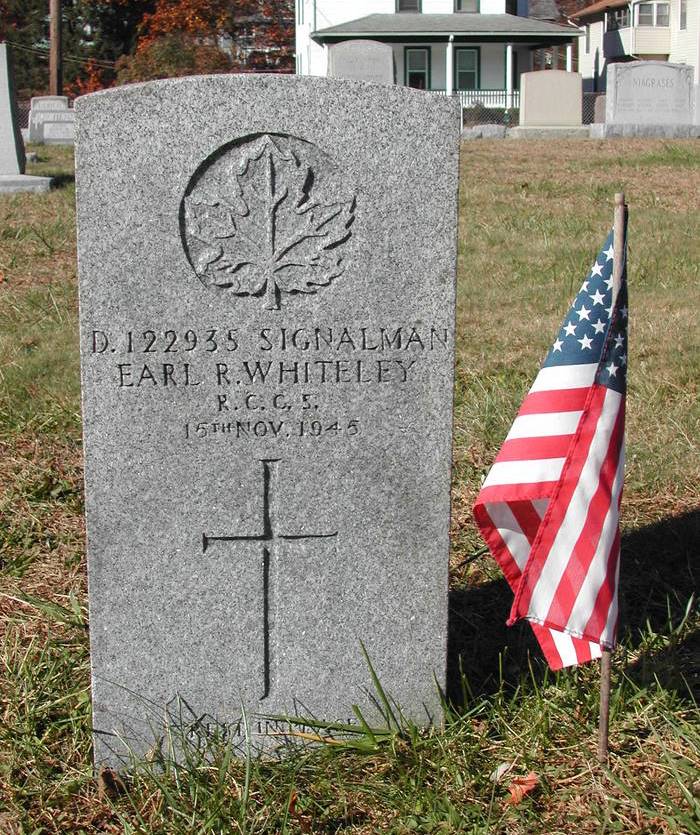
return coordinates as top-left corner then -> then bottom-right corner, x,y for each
473,226 -> 628,669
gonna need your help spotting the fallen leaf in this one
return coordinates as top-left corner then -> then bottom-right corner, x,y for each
97,767 -> 127,800
505,771 -> 539,805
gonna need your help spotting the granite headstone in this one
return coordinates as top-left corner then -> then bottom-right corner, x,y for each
328,40 -> 395,84
0,44 -> 52,193
76,75 -> 459,765
591,60 -> 700,137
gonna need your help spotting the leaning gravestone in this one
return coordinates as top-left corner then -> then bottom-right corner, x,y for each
328,40 -> 395,84
597,61 -> 698,138
76,75 -> 459,765
0,43 -> 52,193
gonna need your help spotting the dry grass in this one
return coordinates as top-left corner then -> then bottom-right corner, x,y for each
0,140 -> 698,833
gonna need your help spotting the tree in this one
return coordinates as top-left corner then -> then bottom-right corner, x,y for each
0,0 -> 152,97
135,0 -> 294,73
115,32 -> 231,84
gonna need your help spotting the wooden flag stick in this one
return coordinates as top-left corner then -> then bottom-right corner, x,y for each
597,191 -> 627,763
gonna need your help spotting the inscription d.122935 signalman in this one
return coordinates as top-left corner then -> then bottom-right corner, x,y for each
180,133 -> 356,311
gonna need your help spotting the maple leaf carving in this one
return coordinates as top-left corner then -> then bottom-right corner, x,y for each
182,134 -> 356,310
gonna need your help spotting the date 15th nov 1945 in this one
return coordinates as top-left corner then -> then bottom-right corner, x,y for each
184,419 -> 360,440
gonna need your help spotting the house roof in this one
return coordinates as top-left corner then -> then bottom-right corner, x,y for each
312,13 -> 580,41
571,0 -> 628,19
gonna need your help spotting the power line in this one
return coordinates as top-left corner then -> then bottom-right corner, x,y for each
3,38 -> 117,69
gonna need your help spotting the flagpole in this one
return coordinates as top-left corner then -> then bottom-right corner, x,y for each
597,191 -> 626,763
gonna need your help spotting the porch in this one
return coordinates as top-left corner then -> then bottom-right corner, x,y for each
311,13 -> 580,111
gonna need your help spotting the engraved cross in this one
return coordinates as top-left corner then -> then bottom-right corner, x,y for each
202,459 -> 337,700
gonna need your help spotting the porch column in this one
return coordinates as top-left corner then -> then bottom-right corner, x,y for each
566,42 -> 573,72
505,42 -> 513,110
446,34 -> 454,96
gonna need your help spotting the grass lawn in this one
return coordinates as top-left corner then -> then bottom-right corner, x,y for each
0,140 -> 698,834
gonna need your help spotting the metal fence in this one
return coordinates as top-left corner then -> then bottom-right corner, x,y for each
583,92 -> 605,125
17,100 -> 30,129
430,89 -> 521,126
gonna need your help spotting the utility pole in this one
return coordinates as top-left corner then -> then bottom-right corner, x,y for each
49,0 -> 62,96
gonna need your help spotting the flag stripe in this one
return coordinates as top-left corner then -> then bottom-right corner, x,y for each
483,457 -> 566,487
509,385 -> 613,619
518,387 -> 591,415
529,363 -> 598,392
497,435 -> 573,462
506,411 -> 583,440
560,451 -> 625,633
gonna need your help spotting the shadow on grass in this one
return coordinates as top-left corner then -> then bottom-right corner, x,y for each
47,173 -> 76,189
447,509 -> 699,704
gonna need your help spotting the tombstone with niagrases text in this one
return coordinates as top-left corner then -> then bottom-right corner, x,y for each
76,75 -> 459,765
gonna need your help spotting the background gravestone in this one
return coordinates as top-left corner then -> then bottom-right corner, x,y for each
328,40 -> 395,84
76,75 -> 459,765
595,61 -> 699,137
519,70 -> 583,127
29,95 -> 76,144
606,61 -> 694,126
594,94 -> 606,124
0,44 -> 52,193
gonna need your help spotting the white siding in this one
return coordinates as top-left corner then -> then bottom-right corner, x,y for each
578,18 -> 605,87
669,0 -> 700,81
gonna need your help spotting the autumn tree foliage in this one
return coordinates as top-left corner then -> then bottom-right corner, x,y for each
115,0 -> 294,84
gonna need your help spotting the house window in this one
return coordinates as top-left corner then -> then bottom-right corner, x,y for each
397,0 -> 421,11
606,7 -> 629,29
405,47 -> 430,89
455,48 -> 479,90
455,0 -> 479,11
680,0 -> 687,28
637,1 -> 669,25
585,24 -> 590,53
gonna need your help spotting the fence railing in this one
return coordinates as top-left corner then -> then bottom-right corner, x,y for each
430,89 -> 520,110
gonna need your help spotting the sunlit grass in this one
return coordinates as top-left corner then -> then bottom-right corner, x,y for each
1,141 -> 698,833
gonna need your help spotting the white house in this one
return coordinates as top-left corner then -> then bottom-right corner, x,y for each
574,0 -> 699,90
295,0 -> 581,110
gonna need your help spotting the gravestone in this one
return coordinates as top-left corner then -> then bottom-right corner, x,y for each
594,61 -> 699,137
606,61 -> 694,125
328,40 -> 395,84
519,70 -> 583,127
0,44 -> 52,193
76,75 -> 459,765
29,95 -> 76,144
594,94 -> 606,124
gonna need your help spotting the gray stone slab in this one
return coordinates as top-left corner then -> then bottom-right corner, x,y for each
519,70 -> 583,127
591,123 -> 699,139
462,124 -> 506,140
594,94 -> 606,124
29,96 -> 76,144
76,74 -> 459,767
606,61 -> 695,126
0,44 -> 26,176
507,125 -> 590,139
0,173 -> 53,193
327,40 -> 395,84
